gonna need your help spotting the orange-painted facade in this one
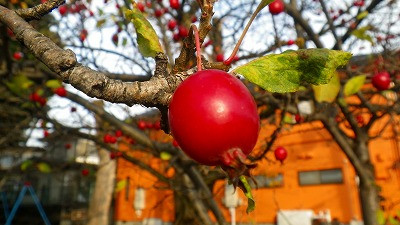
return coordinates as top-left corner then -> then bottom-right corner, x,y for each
114,113 -> 400,224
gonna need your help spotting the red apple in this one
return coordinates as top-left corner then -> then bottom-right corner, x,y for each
372,71 -> 391,91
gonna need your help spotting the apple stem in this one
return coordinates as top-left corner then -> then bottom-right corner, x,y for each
191,25 -> 202,72
224,0 -> 272,66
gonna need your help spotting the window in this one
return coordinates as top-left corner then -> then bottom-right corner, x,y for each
250,174 -> 284,188
298,169 -> 343,186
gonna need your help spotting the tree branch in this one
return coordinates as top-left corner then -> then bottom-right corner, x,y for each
15,0 -> 65,21
0,6 -> 191,107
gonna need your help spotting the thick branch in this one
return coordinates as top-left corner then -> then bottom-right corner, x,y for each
15,0 -> 65,21
0,6 -> 190,107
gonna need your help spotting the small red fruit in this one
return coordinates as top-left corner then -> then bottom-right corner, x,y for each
136,2 -> 145,12
178,26 -> 188,38
173,33 -> 180,42
81,169 -> 90,176
116,151 -> 123,157
13,52 -> 23,61
287,39 -> 295,45
115,130 -> 123,138
43,130 -> 50,138
79,29 -> 88,42
295,114 -> 303,123
29,92 -> 41,102
154,9 -> 163,17
65,143 -> 72,149
170,0 -> 180,9
168,69 -> 260,166
371,71 -> 391,91
153,121 -> 161,130
168,19 -> 177,30
274,146 -> 287,163
269,0 -> 285,15
216,53 -> 224,62
54,87 -> 67,97
112,33 -> 118,45
137,120 -> 147,130
110,152 -> 116,159
191,16 -> 198,23
59,5 -> 68,15
38,97 -> 47,106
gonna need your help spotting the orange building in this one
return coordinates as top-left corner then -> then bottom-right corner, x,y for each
113,114 -> 400,225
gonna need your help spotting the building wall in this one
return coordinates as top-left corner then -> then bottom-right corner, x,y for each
114,116 -> 400,224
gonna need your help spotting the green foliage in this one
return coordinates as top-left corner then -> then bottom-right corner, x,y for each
233,49 -> 351,93
160,152 -> 172,161
5,74 -> 34,96
21,160 -> 33,171
312,72 -> 340,103
45,79 -> 62,89
352,26 -> 373,44
37,162 -> 52,173
377,210 -> 386,225
239,175 -> 255,213
115,179 -> 127,193
124,7 -> 163,58
344,75 -> 366,96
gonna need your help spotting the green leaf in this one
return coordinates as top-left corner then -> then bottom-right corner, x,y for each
239,176 -> 255,213
352,26 -> 373,44
337,97 -> 347,107
115,179 -> 127,193
45,79 -> 62,89
312,72 -> 340,103
160,152 -> 172,161
356,11 -> 369,20
233,49 -> 351,93
344,75 -> 366,96
377,210 -> 386,225
21,160 -> 33,171
388,216 -> 400,225
37,162 -> 51,173
283,114 -> 295,124
96,18 -> 106,28
5,74 -> 34,96
259,0 -> 275,9
124,8 -> 163,58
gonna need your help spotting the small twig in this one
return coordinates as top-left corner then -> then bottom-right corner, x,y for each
191,25 -> 203,71
15,0 -> 65,21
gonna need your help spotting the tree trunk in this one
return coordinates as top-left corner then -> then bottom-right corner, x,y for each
87,147 -> 116,225
358,170 -> 380,225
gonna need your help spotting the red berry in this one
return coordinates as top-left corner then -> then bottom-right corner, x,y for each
65,143 -> 72,149
146,122 -> 154,129
59,5 -> 68,15
128,138 -> 136,145
137,120 -> 147,130
103,134 -> 112,143
81,169 -> 90,176
110,152 -> 116,159
168,19 -> 177,30
154,9 -> 163,17
178,26 -> 188,38
354,0 -> 365,7
54,87 -> 67,97
274,146 -> 287,162
116,151 -> 123,157
109,136 -> 117,144
371,71 -> 391,91
173,33 -> 180,42
295,114 -> 303,123
287,39 -> 295,45
13,52 -> 23,61
168,69 -> 260,166
216,53 -> 224,62
146,1 -> 152,7
356,115 -> 364,125
112,33 -> 118,45
115,130 -> 123,137
170,0 -> 180,9
29,92 -> 41,102
269,0 -> 285,15
136,2 -> 145,12
43,130 -> 50,138
191,16 -> 198,23
38,97 -> 47,106
172,139 -> 179,147
153,121 -> 161,130
79,29 -> 88,42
